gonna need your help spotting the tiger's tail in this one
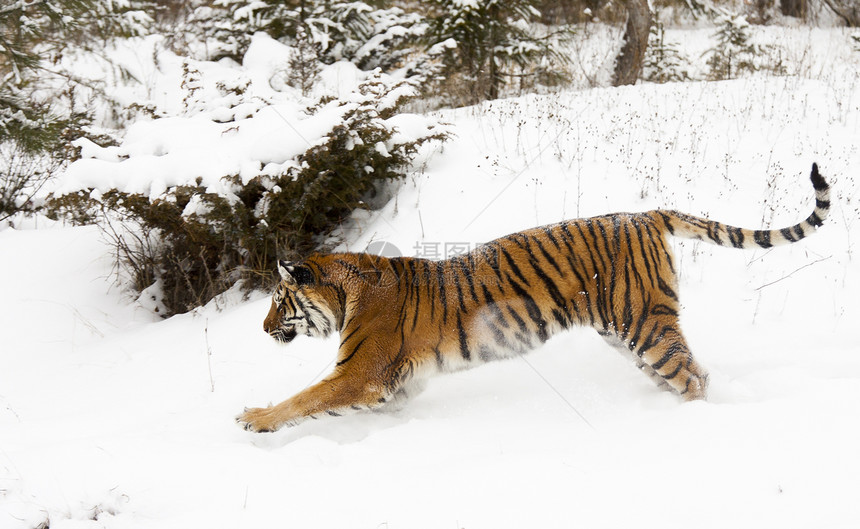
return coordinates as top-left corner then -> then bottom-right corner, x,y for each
656,163 -> 830,249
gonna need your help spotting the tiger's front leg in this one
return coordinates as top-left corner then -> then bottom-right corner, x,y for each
237,375 -> 391,433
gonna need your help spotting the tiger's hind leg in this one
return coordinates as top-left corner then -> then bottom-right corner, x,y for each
637,323 -> 708,400
375,378 -> 427,413
613,319 -> 709,401
601,334 -> 672,392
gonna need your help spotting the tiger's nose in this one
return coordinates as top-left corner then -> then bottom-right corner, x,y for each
263,301 -> 279,333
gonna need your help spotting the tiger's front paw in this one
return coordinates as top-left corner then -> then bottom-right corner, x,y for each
236,406 -> 284,433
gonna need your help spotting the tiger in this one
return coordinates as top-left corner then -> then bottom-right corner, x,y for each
237,164 -> 830,432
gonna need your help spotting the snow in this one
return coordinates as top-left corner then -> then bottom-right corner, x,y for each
53,38 -> 444,199
49,33 -> 442,204
3,24 -> 860,529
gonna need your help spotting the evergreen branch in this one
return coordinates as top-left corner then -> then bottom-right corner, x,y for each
0,0 -> 52,18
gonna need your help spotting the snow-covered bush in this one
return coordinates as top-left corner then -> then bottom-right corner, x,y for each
286,25 -> 322,96
642,19 -> 690,83
705,9 -> 785,80
706,11 -> 757,80
47,47 -> 449,315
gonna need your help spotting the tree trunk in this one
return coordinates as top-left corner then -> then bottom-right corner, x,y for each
780,0 -> 807,18
487,2 -> 501,100
821,0 -> 860,26
612,0 -> 652,86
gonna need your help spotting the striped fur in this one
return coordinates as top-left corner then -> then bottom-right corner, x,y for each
238,164 -> 830,432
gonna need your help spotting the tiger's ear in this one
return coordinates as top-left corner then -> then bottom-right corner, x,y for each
277,260 -> 314,286
277,260 -> 295,283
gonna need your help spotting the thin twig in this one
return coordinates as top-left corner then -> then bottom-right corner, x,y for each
754,255 -> 832,291
205,318 -> 214,393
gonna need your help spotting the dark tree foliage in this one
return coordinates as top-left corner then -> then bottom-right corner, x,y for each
48,77 -> 449,315
182,0 -> 427,68
0,0 -> 89,151
780,0 -> 806,18
426,0 -> 570,104
0,0 -> 152,221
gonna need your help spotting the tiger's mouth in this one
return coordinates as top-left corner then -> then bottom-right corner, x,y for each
270,328 -> 298,344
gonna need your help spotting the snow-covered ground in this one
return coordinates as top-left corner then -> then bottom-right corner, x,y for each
2,26 -> 860,529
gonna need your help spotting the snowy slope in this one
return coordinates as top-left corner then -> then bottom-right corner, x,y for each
3,27 -> 860,529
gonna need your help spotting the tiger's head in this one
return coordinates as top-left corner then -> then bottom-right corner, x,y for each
263,260 -> 338,344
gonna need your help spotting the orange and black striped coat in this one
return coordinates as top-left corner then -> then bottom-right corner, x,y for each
239,164 -> 830,432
